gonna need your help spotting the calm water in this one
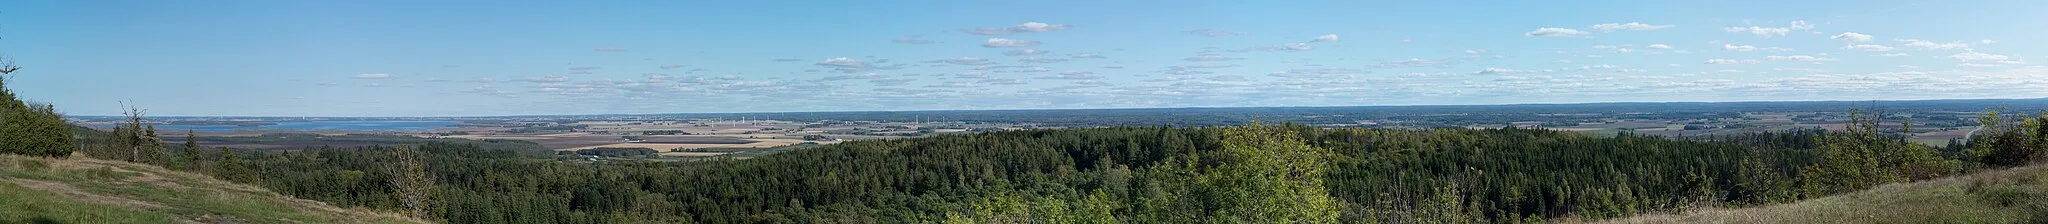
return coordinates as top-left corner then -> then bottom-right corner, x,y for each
158,120 -> 458,132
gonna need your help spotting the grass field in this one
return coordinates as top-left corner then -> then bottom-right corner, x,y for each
1604,163 -> 2048,223
0,155 -> 423,224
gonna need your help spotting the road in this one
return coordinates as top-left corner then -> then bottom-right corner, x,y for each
1962,125 -> 1986,142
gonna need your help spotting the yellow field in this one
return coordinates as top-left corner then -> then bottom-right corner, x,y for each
562,138 -> 809,151
657,152 -> 731,157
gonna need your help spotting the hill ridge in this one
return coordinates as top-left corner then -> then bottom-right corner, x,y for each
1606,164 -> 2048,223
0,154 -> 424,224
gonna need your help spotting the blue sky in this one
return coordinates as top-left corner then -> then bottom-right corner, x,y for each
3,0 -> 2045,116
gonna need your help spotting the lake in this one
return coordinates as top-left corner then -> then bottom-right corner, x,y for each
157,120 -> 459,132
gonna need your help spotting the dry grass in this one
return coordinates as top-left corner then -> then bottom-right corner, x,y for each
1603,164 -> 2048,224
0,154 -> 427,224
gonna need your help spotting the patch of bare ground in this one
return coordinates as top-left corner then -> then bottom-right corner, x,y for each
6,178 -> 167,210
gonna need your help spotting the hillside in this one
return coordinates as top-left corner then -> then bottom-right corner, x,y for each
1606,164 -> 2048,223
0,154 -> 423,224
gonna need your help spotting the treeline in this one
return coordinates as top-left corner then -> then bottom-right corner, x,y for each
39,111 -> 2035,223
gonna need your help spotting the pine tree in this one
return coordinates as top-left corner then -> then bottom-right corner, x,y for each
177,130 -> 200,171
217,148 -> 258,184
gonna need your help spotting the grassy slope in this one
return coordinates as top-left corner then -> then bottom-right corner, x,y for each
0,155 -> 423,224
1605,164 -> 2048,223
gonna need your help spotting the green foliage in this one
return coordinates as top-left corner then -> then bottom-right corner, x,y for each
573,147 -> 660,157
217,148 -> 259,184
176,130 -> 201,171
1969,110 -> 2048,167
1195,123 -> 1341,222
1799,110 -> 1961,197
0,58 -> 77,157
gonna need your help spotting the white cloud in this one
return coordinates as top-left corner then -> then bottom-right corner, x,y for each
1949,51 -> 2009,61
1574,64 -> 1620,71
1766,55 -> 1836,62
1525,28 -> 1590,37
868,78 -> 915,86
983,38 -> 1042,48
1721,44 -> 1791,52
1724,21 -> 1808,38
1724,26 -> 1791,38
1184,54 -> 1244,61
1280,43 -> 1312,52
1647,44 -> 1674,50
962,22 -> 1072,35
353,73 -> 393,79
1003,49 -> 1050,56
977,78 -> 1027,85
1722,44 -> 1757,52
814,57 -> 900,73
1208,75 -> 1249,82
1013,22 -> 1066,32
1704,59 -> 1761,65
1830,32 -> 1873,42
1310,34 -> 1340,43
1840,44 -> 1895,51
1589,22 -> 1674,32
1958,63 -> 1999,68
1041,71 -> 1103,80
1899,39 -> 1971,50
1474,67 -> 1526,75
925,57 -> 995,65
522,75 -> 570,83
1878,53 -> 1911,57
1269,68 -> 1366,79
820,73 -> 887,81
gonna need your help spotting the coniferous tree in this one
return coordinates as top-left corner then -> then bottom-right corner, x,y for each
217,147 -> 258,184
175,130 -> 200,171
0,55 -> 76,157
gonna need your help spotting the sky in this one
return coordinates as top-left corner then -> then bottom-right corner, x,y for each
2,0 -> 2046,117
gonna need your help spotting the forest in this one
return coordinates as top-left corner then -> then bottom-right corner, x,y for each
19,108 -> 2044,223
